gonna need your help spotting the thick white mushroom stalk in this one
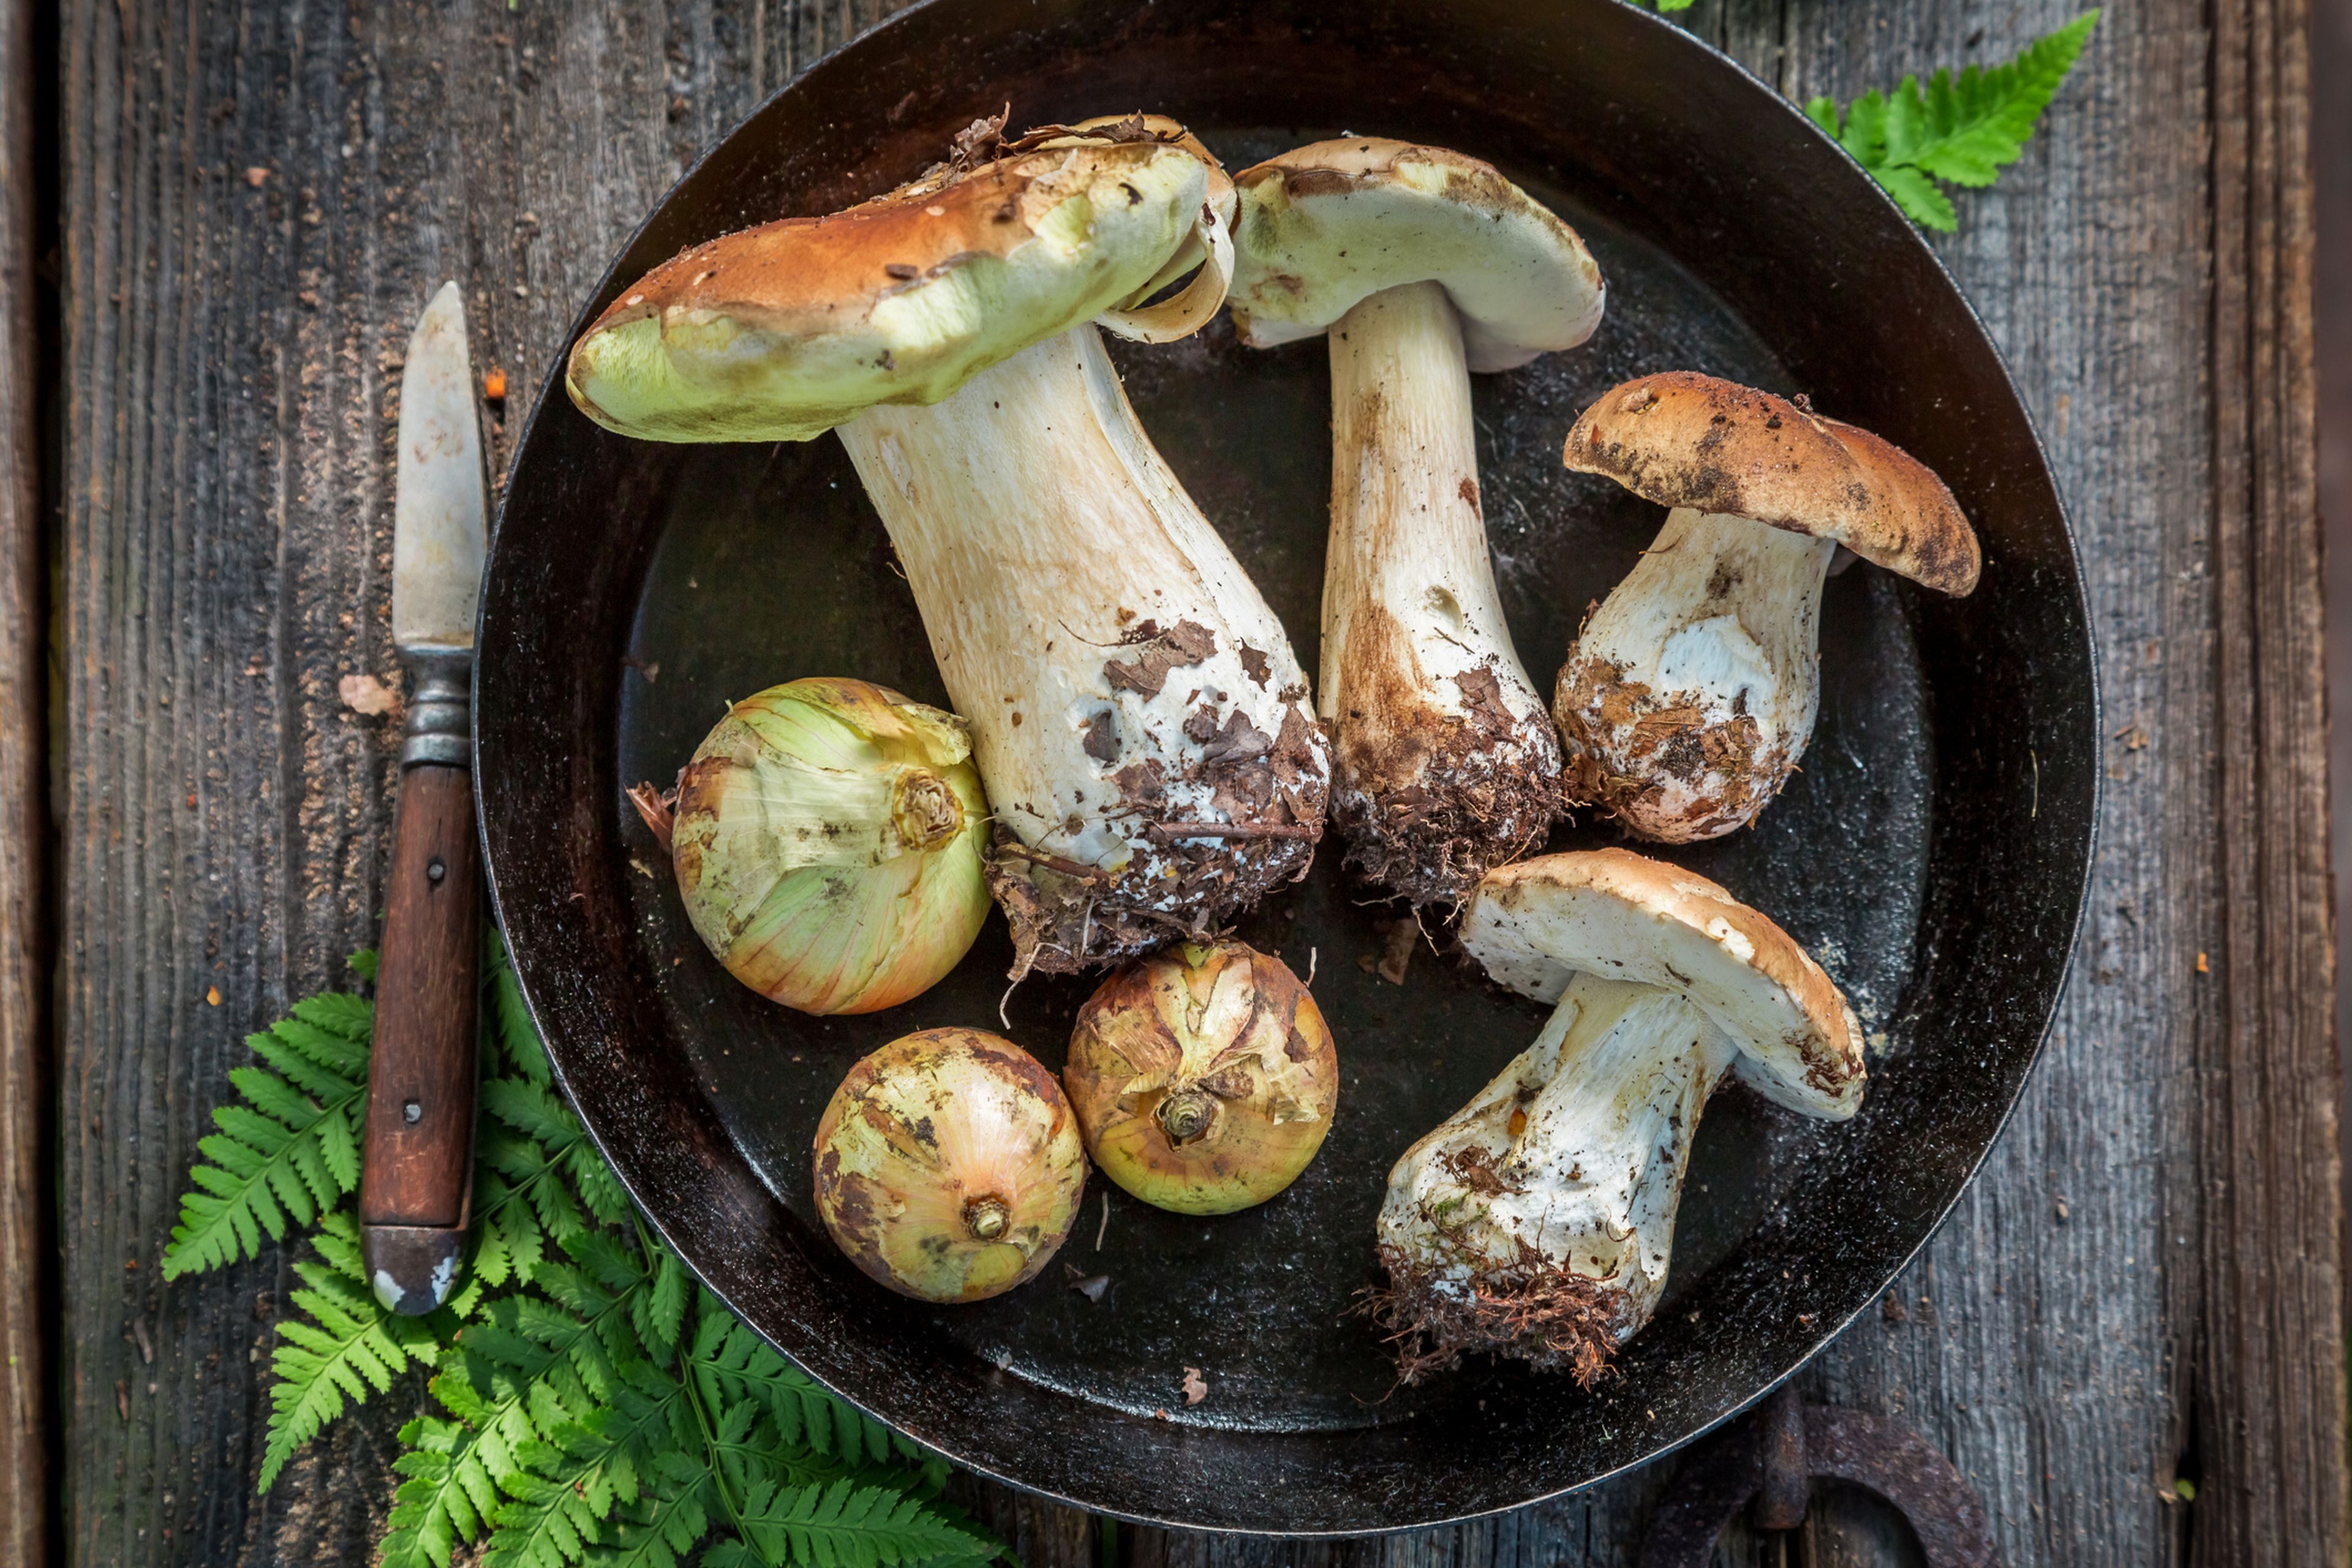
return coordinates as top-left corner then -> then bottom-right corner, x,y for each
1321,282 -> 1562,902
840,326 -> 1329,974
1370,974 -> 1734,1385
1553,507 -> 1836,843
1229,137 -> 1604,902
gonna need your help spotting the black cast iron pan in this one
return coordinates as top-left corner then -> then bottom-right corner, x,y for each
477,0 -> 2097,1535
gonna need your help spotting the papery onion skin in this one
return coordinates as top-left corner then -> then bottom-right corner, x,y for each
813,1028 -> 1087,1303
670,678 -> 990,1015
1063,941 -> 1338,1215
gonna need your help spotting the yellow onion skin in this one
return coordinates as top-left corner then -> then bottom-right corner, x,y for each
813,1028 -> 1087,1303
1064,941 -> 1338,1215
671,678 -> 990,1015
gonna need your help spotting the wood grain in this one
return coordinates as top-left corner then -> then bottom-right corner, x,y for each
2192,0 -> 2347,1553
0,0 -> 46,1560
55,2 -> 2337,1567
361,761 -> 478,1231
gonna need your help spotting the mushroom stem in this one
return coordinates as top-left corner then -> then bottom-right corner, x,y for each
1322,281 -> 1561,902
838,325 -> 1330,974
1554,507 -> 1836,842
1372,973 -> 1735,1382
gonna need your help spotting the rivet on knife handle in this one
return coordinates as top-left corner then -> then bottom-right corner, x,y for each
362,652 -> 481,1314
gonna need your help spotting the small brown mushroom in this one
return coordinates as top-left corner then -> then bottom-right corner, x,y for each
1554,373 -> 1980,842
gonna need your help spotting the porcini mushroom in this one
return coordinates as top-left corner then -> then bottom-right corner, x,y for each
1226,139 -> 1605,902
568,116 -> 1331,974
1553,372 -> 1979,842
1369,848 -> 1861,1383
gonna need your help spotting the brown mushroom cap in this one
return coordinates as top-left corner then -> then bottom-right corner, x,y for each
1460,847 -> 1864,1120
565,130 -> 1223,442
582,140 -> 1189,345
1563,372 -> 1980,595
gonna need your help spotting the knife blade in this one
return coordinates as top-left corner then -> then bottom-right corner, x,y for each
363,281 -> 488,1315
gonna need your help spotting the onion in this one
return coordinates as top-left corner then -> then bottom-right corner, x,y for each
669,678 -> 990,1014
1063,941 -> 1338,1215
813,1028 -> 1087,1303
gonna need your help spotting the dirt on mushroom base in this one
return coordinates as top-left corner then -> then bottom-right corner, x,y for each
1327,600 -> 1563,904
1553,656 -> 1790,843
1360,1235 -> 1631,1389
988,701 -> 1330,974
1332,748 -> 1562,908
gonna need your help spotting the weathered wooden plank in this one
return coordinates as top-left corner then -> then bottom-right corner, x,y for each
0,0 -> 47,1561
60,0 -> 417,1554
2192,0 -> 2347,1552
943,1472 -> 1101,1568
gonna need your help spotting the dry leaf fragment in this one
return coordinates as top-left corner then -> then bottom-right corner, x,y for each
625,781 -> 676,856
1359,916 -> 1418,985
339,673 -> 398,716
243,166 -> 270,187
1180,1366 -> 1207,1406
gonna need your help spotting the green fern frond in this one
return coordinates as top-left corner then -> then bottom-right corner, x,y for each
1803,10 -> 2097,230
163,994 -> 374,1279
260,1213 -> 438,1490
567,1142 -> 633,1226
483,1077 -> 586,1147
469,1088 -> 597,1289
597,1474 -> 715,1568
488,933 -> 552,1088
381,1343 -> 606,1568
481,1361 -> 688,1568
383,1414 -> 501,1568
636,1245 -> 688,1356
723,1479 -> 997,1568
688,1300 -> 908,1467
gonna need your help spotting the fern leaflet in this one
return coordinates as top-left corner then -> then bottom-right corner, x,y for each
712,1479 -> 998,1568
162,988 -> 374,1278
260,1212 -> 442,1489
1805,11 -> 2098,231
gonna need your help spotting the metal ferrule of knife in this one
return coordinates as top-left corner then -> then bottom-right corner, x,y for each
400,645 -> 473,768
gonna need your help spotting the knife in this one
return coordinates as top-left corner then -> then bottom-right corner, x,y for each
363,281 -> 488,1315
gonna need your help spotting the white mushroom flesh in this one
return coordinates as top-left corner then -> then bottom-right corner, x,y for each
1555,507 -> 1836,843
1321,281 -> 1561,901
839,325 -> 1330,974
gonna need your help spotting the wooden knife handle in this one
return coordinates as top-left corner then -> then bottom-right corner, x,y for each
362,758 -> 480,1313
